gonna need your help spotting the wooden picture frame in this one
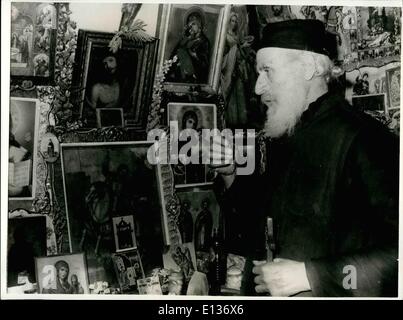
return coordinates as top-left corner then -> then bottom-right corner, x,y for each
156,4 -> 230,93
35,252 -> 89,294
60,141 -> 164,282
72,30 -> 159,134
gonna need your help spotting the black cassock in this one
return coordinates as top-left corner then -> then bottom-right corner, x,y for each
219,92 -> 399,297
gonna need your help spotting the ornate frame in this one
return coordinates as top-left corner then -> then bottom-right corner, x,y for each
71,30 -> 159,136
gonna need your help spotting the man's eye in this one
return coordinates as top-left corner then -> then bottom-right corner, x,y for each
263,67 -> 270,73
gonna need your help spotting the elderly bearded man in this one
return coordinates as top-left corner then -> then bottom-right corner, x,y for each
210,20 -> 399,297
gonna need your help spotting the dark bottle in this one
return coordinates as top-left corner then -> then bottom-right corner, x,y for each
194,199 -> 213,252
209,228 -> 226,295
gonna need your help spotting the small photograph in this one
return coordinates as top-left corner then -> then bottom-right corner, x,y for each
112,215 -> 137,252
9,97 -> 39,200
167,103 -> 217,187
112,249 -> 144,293
163,243 -> 197,281
137,275 -> 163,295
35,253 -> 89,294
39,132 -> 60,163
176,189 -> 220,252
352,93 -> 386,113
96,108 -> 124,128
8,216 -> 47,288
386,66 -> 401,110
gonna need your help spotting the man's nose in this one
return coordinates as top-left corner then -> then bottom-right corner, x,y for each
255,72 -> 268,96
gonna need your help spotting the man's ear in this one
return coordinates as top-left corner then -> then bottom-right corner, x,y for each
301,52 -> 316,81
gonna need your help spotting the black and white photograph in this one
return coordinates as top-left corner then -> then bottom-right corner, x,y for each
11,2 -> 57,83
2,1 -> 401,300
176,189 -> 220,252
35,252 -> 89,294
61,142 -> 164,284
73,30 -> 158,130
167,102 -> 217,187
9,97 -> 39,200
112,249 -> 144,293
157,4 -> 230,92
112,215 -> 137,252
7,215 -> 47,289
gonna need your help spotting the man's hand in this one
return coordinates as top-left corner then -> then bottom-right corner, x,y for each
202,134 -> 236,189
252,258 -> 311,296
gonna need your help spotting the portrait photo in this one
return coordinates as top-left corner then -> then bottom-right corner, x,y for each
73,30 -> 158,131
61,142 -> 164,284
352,93 -> 386,113
167,103 -> 217,187
35,252 -> 89,294
176,189 -> 220,253
7,215 -> 47,288
386,66 -> 401,110
10,2 -> 57,84
112,215 -> 137,252
157,4 -> 230,92
9,97 -> 39,200
112,249 -> 144,293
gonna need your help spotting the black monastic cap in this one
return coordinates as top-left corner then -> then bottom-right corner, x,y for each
258,19 -> 338,59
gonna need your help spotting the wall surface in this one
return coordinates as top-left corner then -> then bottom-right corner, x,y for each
70,3 -> 159,35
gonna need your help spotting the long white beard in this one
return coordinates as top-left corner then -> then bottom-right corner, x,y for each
264,84 -> 309,138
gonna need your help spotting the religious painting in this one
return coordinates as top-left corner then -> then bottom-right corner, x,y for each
72,30 -> 158,133
176,189 -> 220,252
10,2 -> 58,84
163,243 -> 197,286
167,103 -> 217,188
60,142 -> 164,285
112,249 -> 144,293
35,253 -> 89,294
386,66 -> 401,110
9,97 -> 40,200
222,5 -> 262,129
156,4 -> 230,93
